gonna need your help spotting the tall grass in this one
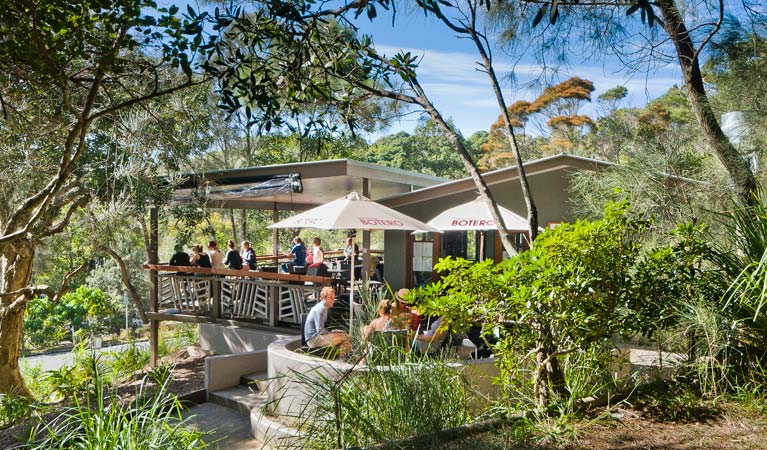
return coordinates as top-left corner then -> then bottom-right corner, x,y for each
282,354 -> 478,449
27,360 -> 206,450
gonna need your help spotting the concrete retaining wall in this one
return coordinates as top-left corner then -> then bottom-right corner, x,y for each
199,323 -> 296,355
205,349 -> 270,393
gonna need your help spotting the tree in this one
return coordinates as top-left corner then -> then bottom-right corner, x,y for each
489,0 -> 760,205
417,202 -> 646,408
206,1 -> 523,255
366,117 -> 477,178
480,77 -> 596,169
0,0 -> 206,397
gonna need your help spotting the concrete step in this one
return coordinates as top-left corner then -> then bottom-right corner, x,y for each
182,402 -> 262,450
240,371 -> 271,392
209,385 -> 268,415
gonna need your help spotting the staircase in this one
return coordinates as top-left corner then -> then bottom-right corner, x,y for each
208,371 -> 302,450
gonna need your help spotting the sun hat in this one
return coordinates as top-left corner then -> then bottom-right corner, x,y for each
394,288 -> 411,304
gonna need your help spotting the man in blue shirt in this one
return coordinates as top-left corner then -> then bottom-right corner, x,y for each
304,287 -> 350,355
290,237 -> 306,266
281,237 -> 306,273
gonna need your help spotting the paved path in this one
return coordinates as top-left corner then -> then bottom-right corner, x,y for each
183,402 -> 261,450
21,341 -> 149,372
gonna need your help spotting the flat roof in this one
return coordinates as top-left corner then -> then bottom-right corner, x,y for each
172,159 -> 450,210
379,153 -> 616,208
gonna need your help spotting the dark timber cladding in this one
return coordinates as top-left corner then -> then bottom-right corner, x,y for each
170,159 -> 449,210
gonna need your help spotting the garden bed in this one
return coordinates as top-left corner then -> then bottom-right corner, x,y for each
0,347 -> 206,449
430,402 -> 767,450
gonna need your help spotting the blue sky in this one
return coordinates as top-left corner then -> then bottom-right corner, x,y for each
175,0 -> 684,139
350,7 -> 682,138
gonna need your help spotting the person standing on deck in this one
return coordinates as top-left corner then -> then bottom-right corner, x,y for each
208,240 -> 226,270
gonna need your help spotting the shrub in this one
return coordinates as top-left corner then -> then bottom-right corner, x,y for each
417,201 -> 645,410
290,358 -> 477,449
27,368 -> 206,449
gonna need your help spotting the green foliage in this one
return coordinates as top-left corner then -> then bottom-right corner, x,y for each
108,344 -> 150,381
24,287 -> 119,349
366,117 -> 476,179
629,223 -> 724,339
0,391 -> 34,430
420,200 -> 642,344
416,202 -> 652,409
27,368 -> 206,449
292,359 -> 477,449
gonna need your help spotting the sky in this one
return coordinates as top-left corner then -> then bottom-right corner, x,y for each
348,6 -> 683,138
173,0 -> 685,140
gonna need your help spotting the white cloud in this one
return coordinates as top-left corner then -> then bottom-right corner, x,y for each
369,44 -> 682,136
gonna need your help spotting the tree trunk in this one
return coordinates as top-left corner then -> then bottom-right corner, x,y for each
470,29 -> 540,246
239,209 -> 248,243
413,90 -> 520,258
98,245 -> 148,324
658,0 -> 757,205
0,240 -> 37,397
533,339 -> 568,410
228,209 -> 237,241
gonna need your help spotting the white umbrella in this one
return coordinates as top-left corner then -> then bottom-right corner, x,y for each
426,196 -> 533,259
427,196 -> 529,232
268,192 -> 438,325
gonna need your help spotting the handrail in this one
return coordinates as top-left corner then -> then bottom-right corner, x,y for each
143,264 -> 332,285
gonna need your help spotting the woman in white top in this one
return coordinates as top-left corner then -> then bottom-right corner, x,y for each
308,237 -> 324,267
207,240 -> 226,270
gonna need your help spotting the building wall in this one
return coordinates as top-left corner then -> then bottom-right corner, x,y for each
383,169 -> 580,289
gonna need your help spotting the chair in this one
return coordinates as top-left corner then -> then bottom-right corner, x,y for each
306,264 -> 330,284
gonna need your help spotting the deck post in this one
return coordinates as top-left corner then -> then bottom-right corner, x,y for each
362,178 -> 371,278
212,279 -> 222,319
269,284 -> 279,327
148,206 -> 159,367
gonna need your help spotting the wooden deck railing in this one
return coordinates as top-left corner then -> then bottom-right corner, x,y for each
143,265 -> 332,327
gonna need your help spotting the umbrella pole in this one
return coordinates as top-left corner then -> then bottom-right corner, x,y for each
479,231 -> 485,261
349,234 -> 355,329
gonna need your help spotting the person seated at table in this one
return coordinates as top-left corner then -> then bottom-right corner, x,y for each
241,240 -> 257,270
304,287 -> 350,357
307,237 -> 325,268
208,240 -> 226,269
343,238 -> 359,260
224,239 -> 243,270
169,242 -> 190,267
362,299 -> 392,340
190,244 -> 211,268
414,316 -> 449,354
281,237 -> 306,272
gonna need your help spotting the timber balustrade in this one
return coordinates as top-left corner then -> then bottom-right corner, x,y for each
143,265 -> 332,327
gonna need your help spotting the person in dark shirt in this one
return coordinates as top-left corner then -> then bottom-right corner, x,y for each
281,237 -> 306,273
224,239 -> 243,270
169,243 -> 190,267
190,244 -> 211,268
290,237 -> 307,266
241,240 -> 257,270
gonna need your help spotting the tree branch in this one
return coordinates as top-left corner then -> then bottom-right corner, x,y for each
97,245 -> 148,324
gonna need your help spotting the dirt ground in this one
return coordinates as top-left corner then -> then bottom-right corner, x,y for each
435,402 -> 767,450
116,347 -> 205,402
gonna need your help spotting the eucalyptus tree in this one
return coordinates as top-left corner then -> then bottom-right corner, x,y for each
205,1 -> 522,255
0,0 -> 207,397
487,0 -> 762,205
